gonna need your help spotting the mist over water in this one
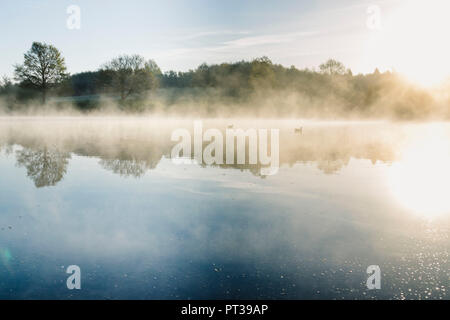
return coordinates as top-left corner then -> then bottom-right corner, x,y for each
0,117 -> 449,299
1,83 -> 449,120
1,0 -> 450,303
2,56 -> 450,120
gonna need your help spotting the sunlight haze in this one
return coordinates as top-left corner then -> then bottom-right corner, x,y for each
0,0 -> 448,86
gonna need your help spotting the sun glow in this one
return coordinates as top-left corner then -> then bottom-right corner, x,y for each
365,0 -> 450,87
389,125 -> 450,219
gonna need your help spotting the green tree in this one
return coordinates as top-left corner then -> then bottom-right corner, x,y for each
14,42 -> 68,103
249,57 -> 276,90
319,59 -> 346,76
0,76 -> 12,89
0,76 -> 13,95
101,54 -> 160,100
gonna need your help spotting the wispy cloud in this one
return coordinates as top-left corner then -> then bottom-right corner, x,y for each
153,30 -> 322,70
179,30 -> 251,41
218,31 -> 319,50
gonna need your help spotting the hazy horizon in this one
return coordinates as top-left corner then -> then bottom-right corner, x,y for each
1,1 -> 450,302
1,0 -> 449,88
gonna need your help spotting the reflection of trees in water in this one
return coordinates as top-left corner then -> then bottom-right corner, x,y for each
283,140 -> 395,175
0,144 -> 12,156
99,158 -> 153,178
16,148 -> 70,188
316,159 -> 350,175
10,139 -> 395,184
1,121 -> 403,182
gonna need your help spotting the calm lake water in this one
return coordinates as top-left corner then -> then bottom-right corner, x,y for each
0,117 -> 449,300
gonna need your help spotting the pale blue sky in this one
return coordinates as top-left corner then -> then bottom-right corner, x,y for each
0,0 -> 436,79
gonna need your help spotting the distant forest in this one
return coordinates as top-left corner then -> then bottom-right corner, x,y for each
0,42 -> 448,119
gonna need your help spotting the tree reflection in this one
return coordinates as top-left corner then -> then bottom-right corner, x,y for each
317,159 -> 350,175
0,120 -> 403,182
99,159 -> 153,178
0,144 -> 14,156
16,148 -> 70,188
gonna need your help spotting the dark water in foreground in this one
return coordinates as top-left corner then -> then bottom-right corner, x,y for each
0,118 -> 449,299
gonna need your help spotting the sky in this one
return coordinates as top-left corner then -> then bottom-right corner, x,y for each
0,0 -> 449,85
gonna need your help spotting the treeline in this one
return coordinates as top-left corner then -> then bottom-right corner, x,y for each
0,42 -> 445,118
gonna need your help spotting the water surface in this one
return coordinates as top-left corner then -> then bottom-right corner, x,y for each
0,118 -> 449,299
